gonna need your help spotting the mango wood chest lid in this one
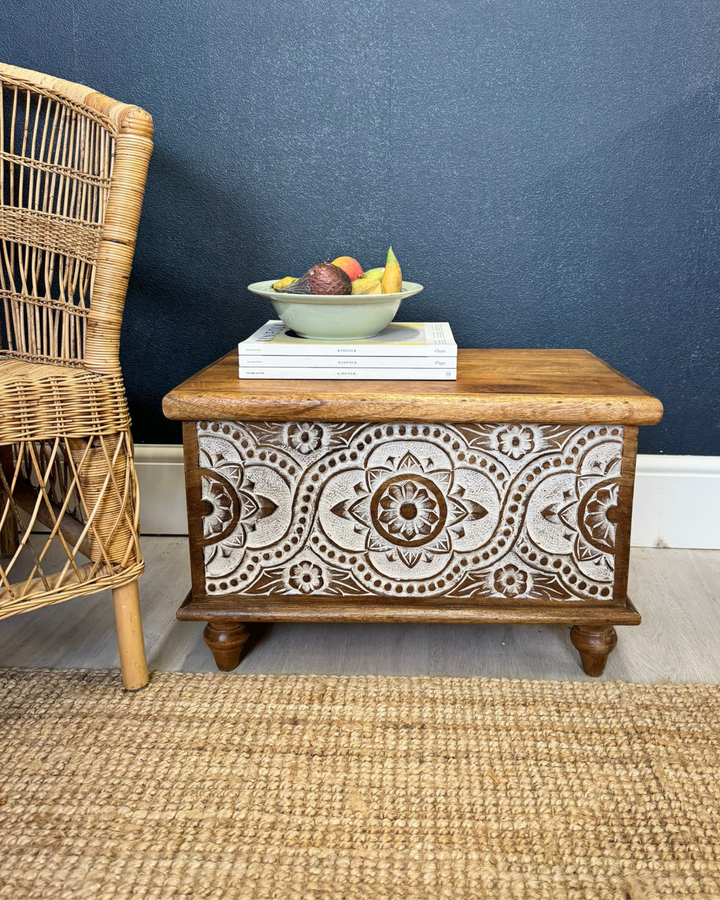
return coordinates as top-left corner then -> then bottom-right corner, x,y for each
162,349 -> 663,425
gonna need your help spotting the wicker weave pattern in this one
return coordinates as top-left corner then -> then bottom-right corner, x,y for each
0,63 -> 152,620
0,206 -> 103,264
0,434 -> 143,612
0,358 -> 129,441
0,147 -> 113,187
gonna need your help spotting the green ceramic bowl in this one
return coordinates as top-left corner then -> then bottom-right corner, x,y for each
247,280 -> 424,340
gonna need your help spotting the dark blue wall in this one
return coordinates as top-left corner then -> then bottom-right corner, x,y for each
3,0 -> 719,453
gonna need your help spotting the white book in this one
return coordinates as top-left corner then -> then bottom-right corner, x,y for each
238,320 -> 457,358
238,355 -> 456,369
238,365 -> 457,381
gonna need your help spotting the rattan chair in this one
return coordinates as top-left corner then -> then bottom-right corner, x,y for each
0,63 -> 153,689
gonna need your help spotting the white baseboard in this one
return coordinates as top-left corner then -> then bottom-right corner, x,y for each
631,455 -> 720,549
135,446 -> 720,550
135,444 -> 188,536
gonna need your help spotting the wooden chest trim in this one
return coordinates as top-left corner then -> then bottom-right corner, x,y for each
613,426 -> 638,601
163,349 -> 664,425
177,590 -> 641,625
182,420 -> 209,603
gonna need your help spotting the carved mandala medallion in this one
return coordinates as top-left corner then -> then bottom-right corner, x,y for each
578,480 -> 620,553
328,450 -> 489,569
196,421 -> 624,603
372,474 -> 447,546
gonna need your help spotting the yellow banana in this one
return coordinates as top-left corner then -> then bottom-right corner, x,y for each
272,276 -> 297,291
380,246 -> 402,293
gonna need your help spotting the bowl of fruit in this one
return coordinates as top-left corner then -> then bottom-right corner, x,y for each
248,247 -> 423,340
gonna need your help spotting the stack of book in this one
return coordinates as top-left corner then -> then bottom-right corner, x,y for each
238,321 -> 457,380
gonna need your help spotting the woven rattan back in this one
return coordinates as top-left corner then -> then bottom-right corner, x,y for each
0,64 -> 152,376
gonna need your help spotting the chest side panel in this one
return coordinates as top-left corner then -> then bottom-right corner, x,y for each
195,421 -> 626,603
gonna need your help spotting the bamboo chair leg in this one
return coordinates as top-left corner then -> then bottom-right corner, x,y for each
112,580 -> 148,690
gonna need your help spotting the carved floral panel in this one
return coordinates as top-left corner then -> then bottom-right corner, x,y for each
196,421 -> 624,603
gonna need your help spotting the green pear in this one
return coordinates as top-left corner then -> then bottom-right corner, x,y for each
351,277 -> 383,295
362,267 -> 384,281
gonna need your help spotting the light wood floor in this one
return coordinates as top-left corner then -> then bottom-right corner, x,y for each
1,538 -> 718,683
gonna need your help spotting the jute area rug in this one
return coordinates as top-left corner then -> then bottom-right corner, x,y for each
0,670 -> 718,900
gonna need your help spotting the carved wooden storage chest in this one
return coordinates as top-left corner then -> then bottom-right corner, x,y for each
163,349 -> 662,675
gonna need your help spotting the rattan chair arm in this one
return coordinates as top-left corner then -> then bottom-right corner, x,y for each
84,104 -> 154,377
0,62 -> 153,137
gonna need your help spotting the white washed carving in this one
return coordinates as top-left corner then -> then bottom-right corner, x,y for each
197,421 -> 623,602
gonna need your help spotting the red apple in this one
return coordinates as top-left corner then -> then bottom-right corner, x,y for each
330,256 -> 364,282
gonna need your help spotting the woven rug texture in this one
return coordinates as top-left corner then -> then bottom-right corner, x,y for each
0,669 -> 718,900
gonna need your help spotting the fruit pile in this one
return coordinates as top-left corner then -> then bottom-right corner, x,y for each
272,247 -> 403,296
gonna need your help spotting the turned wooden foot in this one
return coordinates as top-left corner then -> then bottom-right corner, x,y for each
204,620 -> 250,671
570,625 -> 618,676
